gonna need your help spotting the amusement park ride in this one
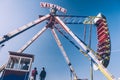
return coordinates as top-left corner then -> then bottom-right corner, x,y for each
0,2 -> 116,80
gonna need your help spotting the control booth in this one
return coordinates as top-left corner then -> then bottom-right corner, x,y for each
0,51 -> 34,80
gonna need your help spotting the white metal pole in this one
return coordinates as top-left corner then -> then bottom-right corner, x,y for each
0,14 -> 50,45
89,24 -> 93,80
51,28 -> 78,80
17,25 -> 48,53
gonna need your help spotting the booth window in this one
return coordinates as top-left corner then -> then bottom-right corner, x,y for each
6,56 -> 31,71
20,58 -> 30,70
6,57 -> 20,69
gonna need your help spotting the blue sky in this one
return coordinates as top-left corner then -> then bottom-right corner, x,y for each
0,0 -> 120,80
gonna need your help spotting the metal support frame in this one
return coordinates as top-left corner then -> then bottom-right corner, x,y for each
51,28 -> 78,80
0,8 -> 116,80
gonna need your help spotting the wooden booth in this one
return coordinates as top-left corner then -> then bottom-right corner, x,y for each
0,51 -> 34,80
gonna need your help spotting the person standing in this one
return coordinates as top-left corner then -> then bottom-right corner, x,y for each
31,67 -> 38,80
39,67 -> 46,80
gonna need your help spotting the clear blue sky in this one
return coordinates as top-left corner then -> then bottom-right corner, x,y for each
0,0 -> 120,80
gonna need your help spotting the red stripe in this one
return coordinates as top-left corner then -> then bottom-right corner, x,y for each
97,26 -> 108,34
97,30 -> 109,38
98,34 -> 109,40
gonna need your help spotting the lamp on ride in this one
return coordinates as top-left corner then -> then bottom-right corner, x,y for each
50,7 -> 57,15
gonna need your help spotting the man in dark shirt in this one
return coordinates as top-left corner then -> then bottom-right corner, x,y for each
22,62 -> 29,70
40,67 -> 46,80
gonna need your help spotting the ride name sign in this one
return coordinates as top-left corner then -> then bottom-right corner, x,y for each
40,2 -> 67,13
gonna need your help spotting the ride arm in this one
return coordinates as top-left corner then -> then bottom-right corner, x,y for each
0,14 -> 50,44
55,16 -> 116,80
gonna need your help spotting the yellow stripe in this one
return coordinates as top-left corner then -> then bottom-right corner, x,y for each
98,65 -> 114,80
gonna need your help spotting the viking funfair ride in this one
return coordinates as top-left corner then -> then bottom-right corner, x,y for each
0,2 -> 116,80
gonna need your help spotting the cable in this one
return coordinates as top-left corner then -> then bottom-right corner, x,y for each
55,26 -> 80,50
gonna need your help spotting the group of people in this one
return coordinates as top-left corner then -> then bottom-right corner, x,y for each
30,67 -> 46,80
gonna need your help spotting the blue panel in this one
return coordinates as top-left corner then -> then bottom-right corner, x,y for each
0,70 -> 29,80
